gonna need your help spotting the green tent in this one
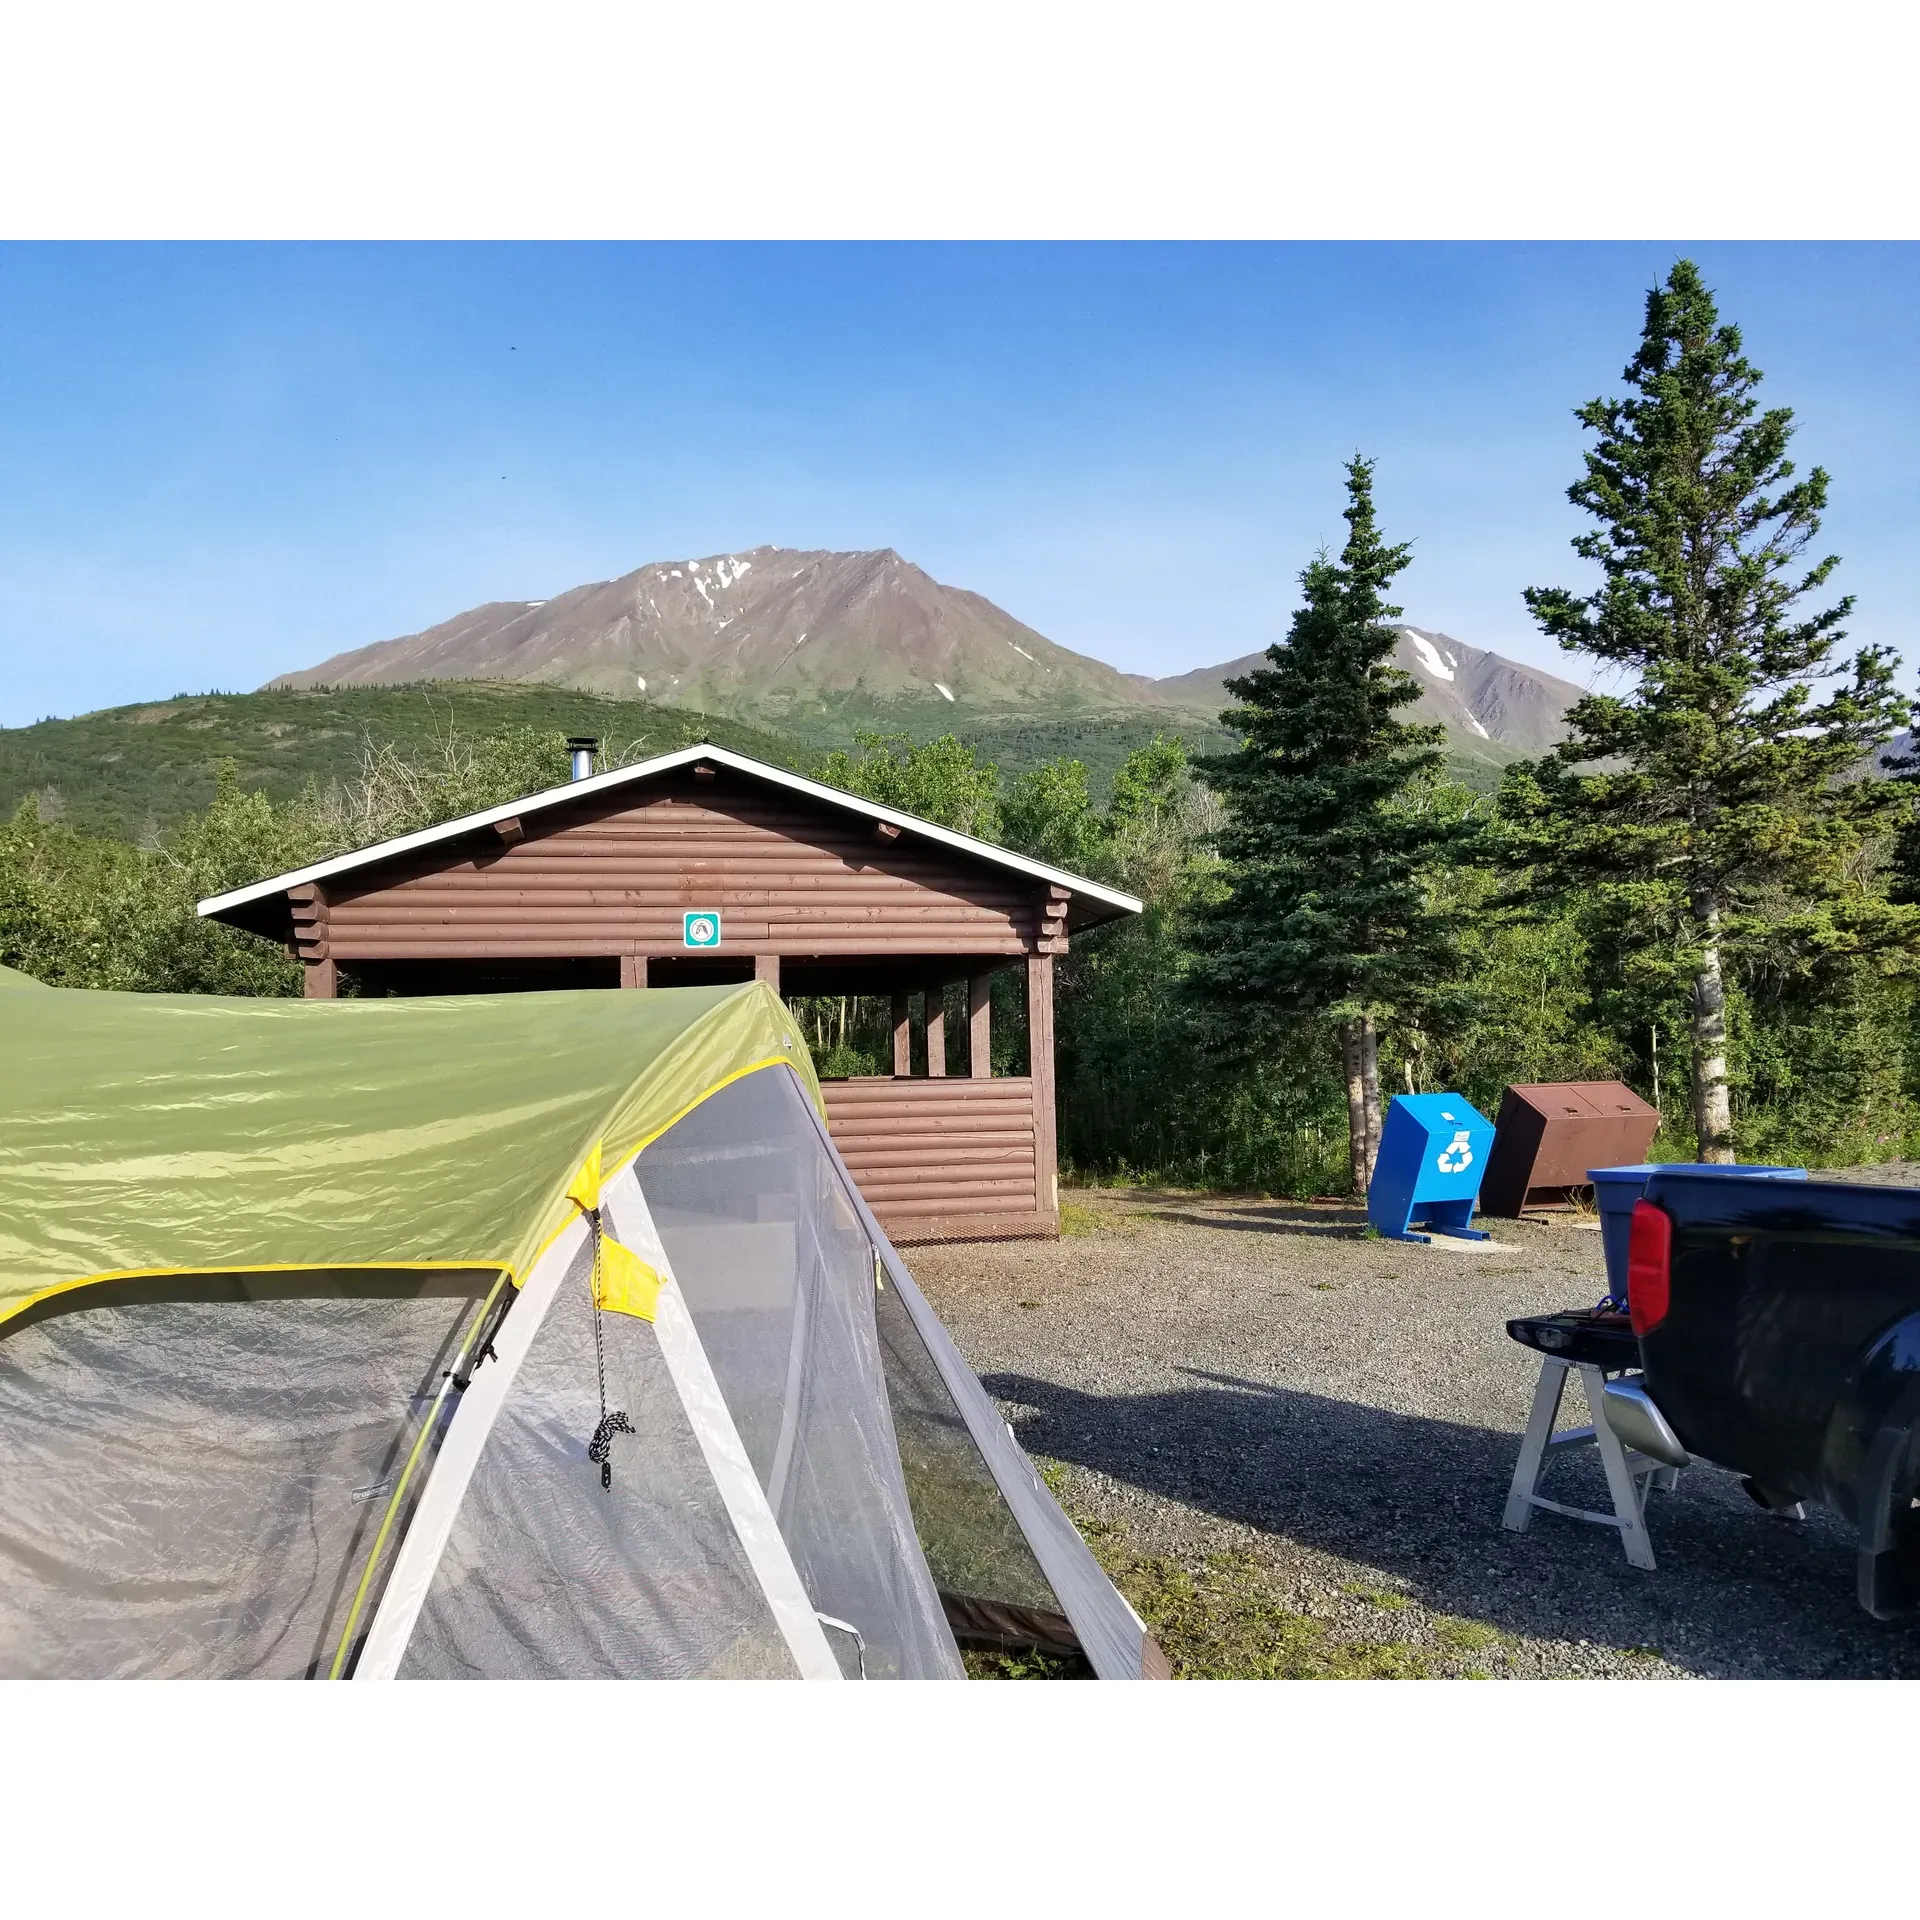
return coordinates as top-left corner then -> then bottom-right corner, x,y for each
0,978 -> 1159,1680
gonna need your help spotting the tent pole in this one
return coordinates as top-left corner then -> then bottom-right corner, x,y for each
351,1216 -> 590,1679
789,1077 -> 1157,1680
603,1170 -> 841,1681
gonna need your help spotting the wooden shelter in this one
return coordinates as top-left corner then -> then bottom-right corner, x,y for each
198,743 -> 1141,1243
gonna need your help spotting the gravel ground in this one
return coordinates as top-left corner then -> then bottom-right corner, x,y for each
907,1186 -> 1920,1679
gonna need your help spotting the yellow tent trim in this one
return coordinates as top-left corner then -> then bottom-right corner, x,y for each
0,1261 -> 515,1336
1,1052 -> 803,1336
517,1052 -> 800,1297
608,1052 -> 800,1182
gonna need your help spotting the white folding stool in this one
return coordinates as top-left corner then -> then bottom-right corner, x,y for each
1501,1355 -> 1680,1571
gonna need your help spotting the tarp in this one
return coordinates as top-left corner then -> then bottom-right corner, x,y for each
0,980 -> 819,1329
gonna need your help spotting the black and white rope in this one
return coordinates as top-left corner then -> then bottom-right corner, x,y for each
585,1206 -> 633,1492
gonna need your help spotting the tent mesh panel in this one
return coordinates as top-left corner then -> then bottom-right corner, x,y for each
870,1274 -> 1067,1618
400,1238 -> 799,1679
0,1274 -> 489,1679
637,1067 -> 963,1679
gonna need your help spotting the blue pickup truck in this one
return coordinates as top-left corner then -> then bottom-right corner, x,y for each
1623,1169 -> 1920,1618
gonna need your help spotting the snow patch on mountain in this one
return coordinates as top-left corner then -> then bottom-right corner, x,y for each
1406,631 -> 1455,682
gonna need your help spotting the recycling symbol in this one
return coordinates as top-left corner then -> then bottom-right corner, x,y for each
1436,1131 -> 1474,1174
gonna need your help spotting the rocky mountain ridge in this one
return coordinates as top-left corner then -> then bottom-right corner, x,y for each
274,545 -> 1586,758
1152,624 -> 1586,759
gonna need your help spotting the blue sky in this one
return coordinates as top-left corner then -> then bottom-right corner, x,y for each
1,241 -> 1915,728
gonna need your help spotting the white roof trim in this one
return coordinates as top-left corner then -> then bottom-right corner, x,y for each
196,742 -> 1144,921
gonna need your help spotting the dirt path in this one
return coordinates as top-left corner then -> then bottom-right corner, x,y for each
906,1187 -> 1920,1678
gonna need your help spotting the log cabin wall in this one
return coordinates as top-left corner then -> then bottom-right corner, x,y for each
312,767 -> 1047,964
822,1076 -> 1050,1241
275,762 -> 1072,1240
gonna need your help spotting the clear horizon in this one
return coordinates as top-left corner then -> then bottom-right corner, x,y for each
2,241 -> 1915,729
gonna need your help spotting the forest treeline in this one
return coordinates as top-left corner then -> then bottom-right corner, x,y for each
6,706 -> 1911,1190
7,259 -> 1919,1190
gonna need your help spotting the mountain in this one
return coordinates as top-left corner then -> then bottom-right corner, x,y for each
271,545 -> 1584,762
1147,625 -> 1586,760
276,546 -> 1145,718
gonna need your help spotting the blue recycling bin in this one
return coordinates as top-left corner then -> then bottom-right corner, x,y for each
1367,1093 -> 1496,1243
1588,1162 -> 1807,1305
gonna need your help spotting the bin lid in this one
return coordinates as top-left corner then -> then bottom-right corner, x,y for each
1589,1161 -> 1807,1183
1387,1091 -> 1494,1133
1502,1080 -> 1659,1122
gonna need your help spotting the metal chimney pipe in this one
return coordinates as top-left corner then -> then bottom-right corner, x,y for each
566,736 -> 598,782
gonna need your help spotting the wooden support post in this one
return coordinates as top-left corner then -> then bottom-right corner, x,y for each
925,982 -> 946,1077
968,972 -> 992,1079
620,954 -> 648,989
292,881 -> 334,997
1039,884 -> 1071,953
754,954 -> 781,991
892,992 -> 912,1077
1027,952 -> 1057,1221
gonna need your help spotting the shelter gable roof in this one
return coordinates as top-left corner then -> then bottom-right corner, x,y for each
197,743 -> 1144,927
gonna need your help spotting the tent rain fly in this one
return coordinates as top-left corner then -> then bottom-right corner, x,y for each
0,977 -> 1159,1679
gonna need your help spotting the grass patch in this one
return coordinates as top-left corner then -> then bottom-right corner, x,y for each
1343,1583 -> 1411,1611
963,1647 -> 1080,1680
1433,1616 -> 1502,1652
1058,1199 -> 1104,1238
1110,1551 -> 1449,1679
1036,1451 -> 1482,1681
1034,1462 -> 1462,1680
1059,1195 -> 1148,1238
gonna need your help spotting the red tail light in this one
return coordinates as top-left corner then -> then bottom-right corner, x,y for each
1627,1199 -> 1672,1336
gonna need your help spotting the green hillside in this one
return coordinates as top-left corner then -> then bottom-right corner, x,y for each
0,682 -> 1248,842
0,684 -> 805,841
814,696 -> 1238,796
0,679 -> 1505,845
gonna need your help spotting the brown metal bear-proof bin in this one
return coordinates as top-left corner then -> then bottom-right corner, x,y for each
1478,1081 -> 1660,1216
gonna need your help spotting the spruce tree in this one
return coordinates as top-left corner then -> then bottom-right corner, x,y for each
1508,259 -> 1915,1161
1193,458 -> 1470,1194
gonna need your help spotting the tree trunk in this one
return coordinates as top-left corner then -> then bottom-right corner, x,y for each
1340,1016 -> 1384,1196
1340,1022 -> 1368,1196
1358,1013 -> 1383,1186
1689,902 -> 1735,1163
